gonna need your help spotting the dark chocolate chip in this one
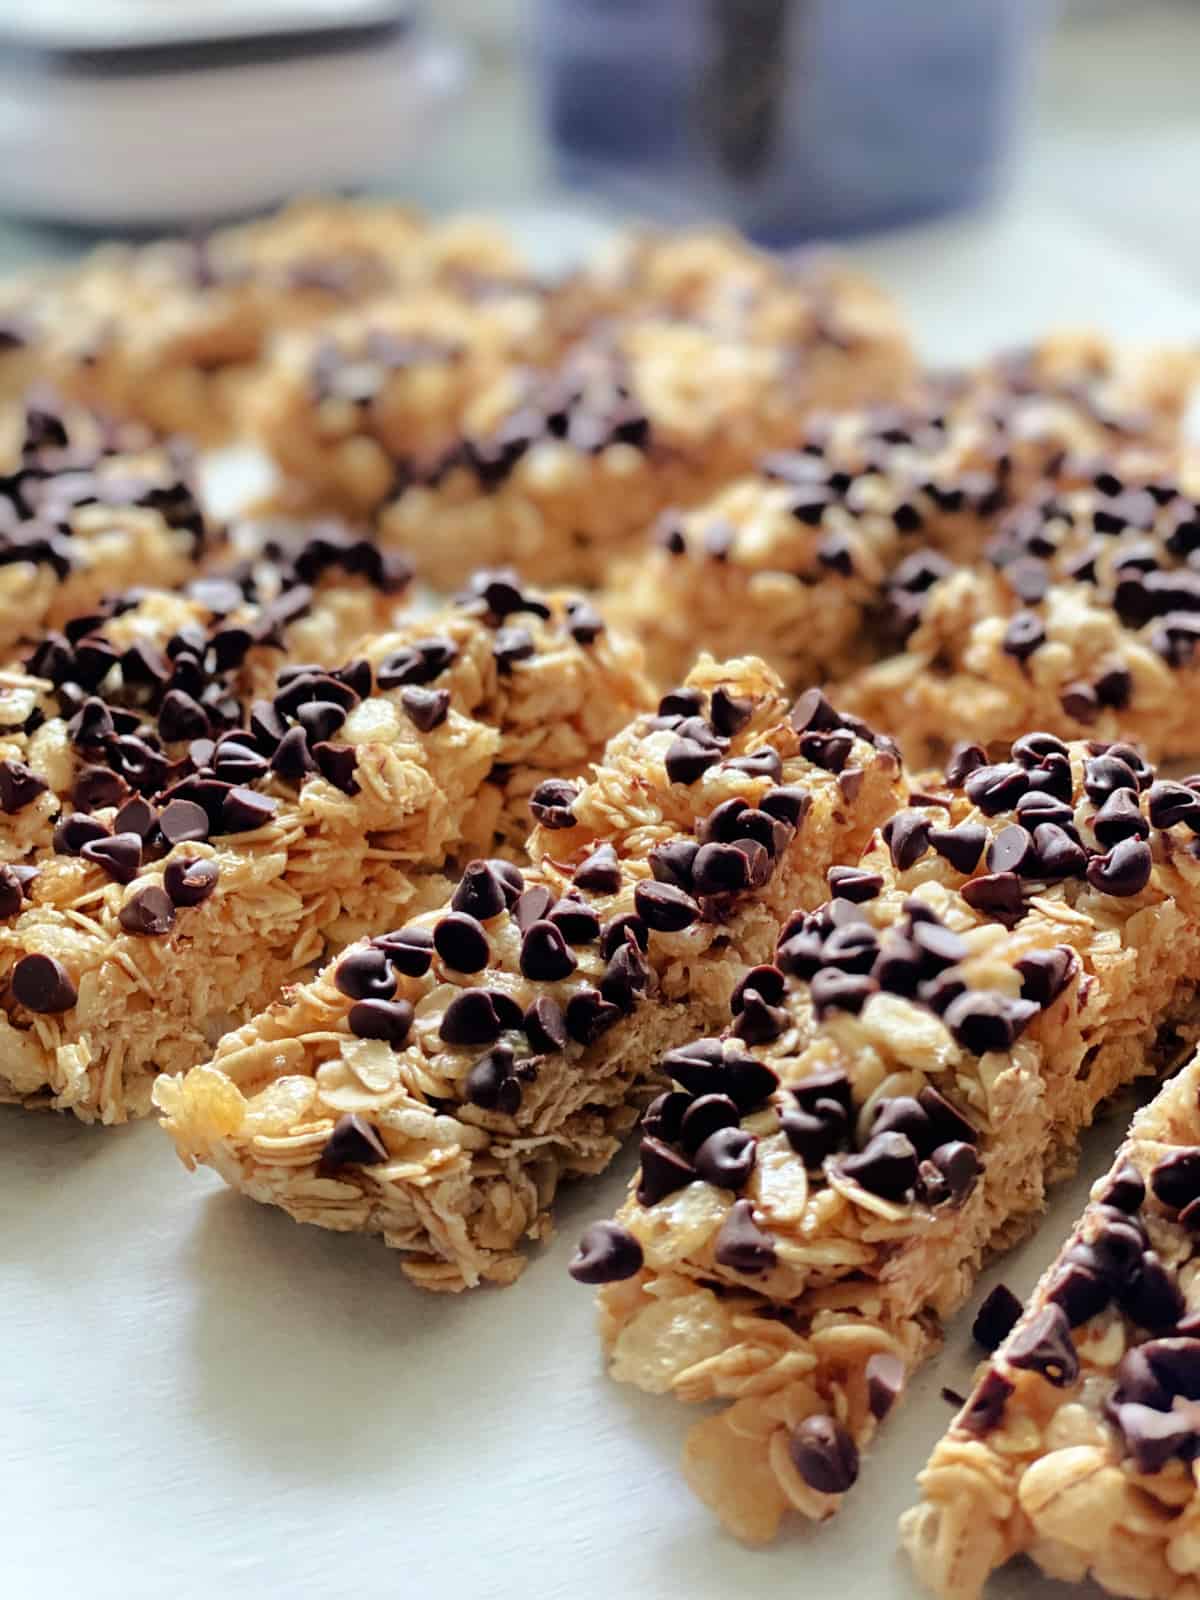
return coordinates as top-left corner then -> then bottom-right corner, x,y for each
664,737 -> 721,785
1151,1149 -> 1200,1212
636,1135 -> 696,1206
1101,1161 -> 1146,1214
884,810 -> 932,871
1092,787 -> 1149,848
1086,836 -> 1152,897
944,990 -> 1037,1054
987,823 -> 1035,876
714,1198 -> 776,1275
520,919 -> 577,982
1004,1304 -> 1079,1386
529,779 -> 579,829
569,1221 -> 644,1284
959,1369 -> 1015,1437
961,871 -> 1025,925
649,838 -> 699,889
928,822 -> 987,875
634,880 -> 699,932
1083,753 -> 1139,805
922,1140 -> 980,1205
810,969 -> 876,1017
789,688 -> 839,734
524,994 -> 568,1053
944,742 -> 986,787
789,1415 -> 858,1496
464,1043 -> 521,1113
760,786 -> 811,828
372,924 -> 433,977
317,1113 -> 388,1174
434,913 -> 491,974
839,1131 -> 918,1201
827,865 -> 884,902
1002,612 -> 1045,661
964,762 -> 1029,815
0,758 -> 47,814
1032,823 -> 1088,880
451,860 -> 509,922
117,884 -> 175,937
53,812 -> 109,855
72,765 -> 128,813
973,1284 -> 1023,1351
11,952 -> 77,1012
573,843 -> 622,894
866,1352 -> 905,1420
1016,946 -> 1076,1007
709,686 -> 754,738
163,856 -> 219,907
221,786 -> 278,834
400,686 -> 451,731
348,997 -> 414,1046
565,987 -> 621,1045
80,831 -> 142,885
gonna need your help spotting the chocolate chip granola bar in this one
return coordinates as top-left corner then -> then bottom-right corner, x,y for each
154,664 -> 905,1290
577,727 -> 1200,1542
0,570 -> 649,1123
903,1047 -> 1200,1600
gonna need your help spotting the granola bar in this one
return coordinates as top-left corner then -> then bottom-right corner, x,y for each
0,570 -> 649,1123
0,399 -> 208,656
601,335 -> 1194,694
8,198 -> 531,444
580,727 -> 1200,1543
154,664 -> 905,1290
903,1048 -> 1200,1600
837,462 -> 1200,766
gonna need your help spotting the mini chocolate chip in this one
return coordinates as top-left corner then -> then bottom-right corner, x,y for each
789,688 -> 839,734
1149,779 -> 1200,831
317,1113 -> 388,1174
464,1043 -> 521,1113
872,1095 -> 936,1157
781,1100 -> 849,1166
212,742 -> 271,786
80,831 -> 142,885
634,880 -> 699,932
158,688 -> 210,743
336,947 -> 401,1002
0,759 -> 47,814
636,1135 -> 696,1206
372,924 -> 434,976
709,686 -> 753,738
725,747 -> 785,782
643,1090 -> 690,1143
67,696 -> 114,748
839,1131 -> 918,1201
866,1352 -> 906,1420
961,871 -> 1025,925
1121,1251 -> 1187,1334
520,919 -> 577,981
827,865 -> 884,902
269,724 -> 315,783
987,823 -> 1035,876
313,742 -> 359,796
729,988 -> 788,1045
656,686 -> 705,719
348,997 -> 414,1046
569,1221 -> 644,1284
1086,836 -> 1152,897
883,810 -> 932,871
676,1095 -> 739,1157
452,860 -> 509,921
1060,681 -> 1099,723
923,1140 -> 980,1204
958,1368 -> 1015,1437
910,921 -> 968,971
565,987 -> 621,1045
434,912 -> 491,973
117,884 -> 175,937
1002,611 -> 1046,661
524,994 -> 568,1053
440,989 -> 515,1047
761,785 -> 811,828
513,885 -> 554,933
53,812 -> 109,855
1016,946 -> 1076,1007
945,990 -> 1037,1054
1101,1161 -> 1146,1214
944,742 -> 987,787
573,843 -> 622,894
221,786 -> 278,834
401,686 -> 451,731
973,1284 -> 1023,1351
928,822 -> 986,875
664,737 -> 721,785
600,913 -> 648,961
72,765 -> 128,813
11,952 -> 77,1012
113,796 -> 156,841
789,1415 -> 858,1496
649,839 -> 699,889
964,762 -> 1029,815
810,969 -> 876,1017
163,856 -> 219,907
1093,787 -> 1149,847
714,1198 -> 776,1275
1151,1148 -> 1200,1212
493,625 -> 535,672
1084,753 -> 1138,805
1004,1304 -> 1079,1386
1032,823 -> 1088,880
529,779 -> 579,829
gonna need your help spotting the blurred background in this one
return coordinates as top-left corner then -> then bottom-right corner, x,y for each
0,0 -> 1194,287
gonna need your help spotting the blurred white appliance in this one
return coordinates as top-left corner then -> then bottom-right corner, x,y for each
0,2 -> 465,225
